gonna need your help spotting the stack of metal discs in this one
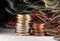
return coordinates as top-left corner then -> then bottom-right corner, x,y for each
16,14 -> 31,36
32,23 -> 45,36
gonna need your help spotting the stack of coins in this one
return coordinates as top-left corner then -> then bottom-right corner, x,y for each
32,23 -> 45,36
16,14 -> 31,36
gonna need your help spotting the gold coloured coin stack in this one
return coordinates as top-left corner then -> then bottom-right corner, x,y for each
16,14 -> 31,36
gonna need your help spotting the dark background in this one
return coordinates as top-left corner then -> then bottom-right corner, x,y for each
0,0 -> 14,26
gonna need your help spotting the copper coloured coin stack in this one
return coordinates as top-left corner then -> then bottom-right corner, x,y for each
30,13 -> 45,36
31,22 -> 45,36
16,14 -> 31,36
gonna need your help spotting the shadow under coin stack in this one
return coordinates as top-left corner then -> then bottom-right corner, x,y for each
16,14 -> 31,36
